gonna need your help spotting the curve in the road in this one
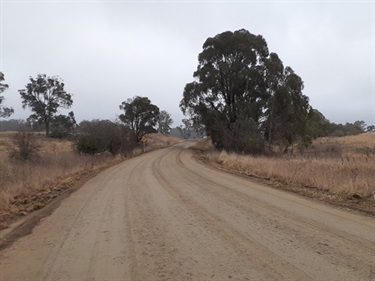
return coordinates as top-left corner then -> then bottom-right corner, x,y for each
0,142 -> 374,281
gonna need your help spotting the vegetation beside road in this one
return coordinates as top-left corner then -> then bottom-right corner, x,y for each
0,132 -> 182,229
1,27 -> 374,227
194,134 -> 375,215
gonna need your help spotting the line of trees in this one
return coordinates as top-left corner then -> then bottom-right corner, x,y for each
74,97 -> 173,155
1,72 -> 174,156
1,73 -> 76,137
2,28 -> 373,156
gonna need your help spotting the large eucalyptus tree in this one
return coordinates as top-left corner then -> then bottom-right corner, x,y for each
180,29 -> 310,153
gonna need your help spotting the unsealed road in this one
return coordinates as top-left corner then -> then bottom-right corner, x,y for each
0,142 -> 374,281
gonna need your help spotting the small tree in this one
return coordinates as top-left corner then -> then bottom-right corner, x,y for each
157,110 -> 173,134
0,72 -> 14,118
119,96 -> 160,142
19,74 -> 73,136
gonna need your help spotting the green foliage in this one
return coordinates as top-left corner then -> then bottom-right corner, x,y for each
305,110 -> 368,138
119,96 -> 160,142
157,110 -> 173,134
19,74 -> 73,136
0,72 -> 14,118
305,108 -> 331,138
75,120 -> 133,156
264,66 -> 310,152
181,29 -> 310,154
49,111 -> 76,138
327,121 -> 366,137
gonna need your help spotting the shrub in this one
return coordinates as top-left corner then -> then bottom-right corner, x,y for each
75,120 -> 135,156
9,130 -> 40,161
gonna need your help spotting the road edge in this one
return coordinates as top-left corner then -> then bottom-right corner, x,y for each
191,147 -> 375,218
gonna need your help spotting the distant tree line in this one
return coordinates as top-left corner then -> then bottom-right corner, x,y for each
306,110 -> 373,137
2,116 -> 370,137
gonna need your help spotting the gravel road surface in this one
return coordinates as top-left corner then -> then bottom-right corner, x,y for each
0,142 -> 374,281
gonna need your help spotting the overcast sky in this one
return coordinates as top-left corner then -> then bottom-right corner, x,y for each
0,0 -> 374,127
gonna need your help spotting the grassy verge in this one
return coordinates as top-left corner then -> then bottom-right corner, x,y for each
0,132 -> 182,229
193,134 -> 375,216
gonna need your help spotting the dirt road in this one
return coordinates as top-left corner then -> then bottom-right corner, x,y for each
0,142 -> 374,281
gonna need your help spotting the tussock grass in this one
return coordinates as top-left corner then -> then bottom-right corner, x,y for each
200,134 -> 375,199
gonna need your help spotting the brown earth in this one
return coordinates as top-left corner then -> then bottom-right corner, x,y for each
0,141 -> 374,281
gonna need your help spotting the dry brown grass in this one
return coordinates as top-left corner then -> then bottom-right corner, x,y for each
123,133 -> 183,157
0,132 -> 182,221
0,133 -> 117,211
198,134 -> 375,200
145,133 -> 183,150
314,133 -> 375,148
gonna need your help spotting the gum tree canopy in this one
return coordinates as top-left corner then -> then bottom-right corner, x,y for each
119,96 -> 160,143
180,29 -> 310,154
19,74 -> 73,136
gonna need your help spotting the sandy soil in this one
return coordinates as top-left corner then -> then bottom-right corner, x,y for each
0,141 -> 374,281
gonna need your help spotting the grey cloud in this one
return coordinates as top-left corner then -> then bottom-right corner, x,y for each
1,1 -> 373,126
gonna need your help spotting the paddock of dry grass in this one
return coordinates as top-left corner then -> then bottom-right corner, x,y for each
199,134 -> 375,199
0,134 -> 116,210
0,132 -> 182,212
